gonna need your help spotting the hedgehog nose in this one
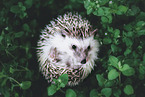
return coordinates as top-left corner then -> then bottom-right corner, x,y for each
81,59 -> 86,64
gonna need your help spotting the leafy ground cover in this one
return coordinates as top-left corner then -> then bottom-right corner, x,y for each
0,0 -> 145,97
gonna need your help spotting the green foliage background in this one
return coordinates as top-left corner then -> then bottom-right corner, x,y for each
0,0 -> 145,97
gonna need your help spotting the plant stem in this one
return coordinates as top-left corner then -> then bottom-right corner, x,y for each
5,49 -> 15,58
118,72 -> 121,84
8,77 -> 20,85
59,89 -> 65,94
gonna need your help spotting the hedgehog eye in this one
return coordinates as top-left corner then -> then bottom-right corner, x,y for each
72,45 -> 77,50
87,45 -> 91,50
61,30 -> 66,38
61,33 -> 66,38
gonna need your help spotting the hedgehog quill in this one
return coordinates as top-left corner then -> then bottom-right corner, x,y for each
37,12 -> 99,86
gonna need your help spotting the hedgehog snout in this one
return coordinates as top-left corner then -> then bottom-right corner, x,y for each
72,47 -> 90,65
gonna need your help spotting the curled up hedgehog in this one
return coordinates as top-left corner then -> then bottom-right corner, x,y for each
37,12 -> 99,86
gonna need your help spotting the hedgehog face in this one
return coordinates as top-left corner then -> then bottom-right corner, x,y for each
50,33 -> 99,69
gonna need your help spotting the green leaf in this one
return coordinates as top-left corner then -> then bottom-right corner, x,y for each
15,31 -> 24,38
136,12 -> 145,20
104,80 -> 115,87
20,81 -> 31,90
84,1 -> 90,9
108,69 -> 119,80
107,14 -> 113,23
124,24 -> 133,31
101,16 -> 109,23
123,85 -> 134,95
137,29 -> 145,36
101,88 -> 112,97
24,0 -> 33,8
96,74 -> 106,87
139,65 -> 145,74
47,84 -> 57,96
127,5 -> 140,16
1,78 -> 8,87
127,31 -> 134,37
94,8 -> 104,16
114,29 -> 120,38
119,5 -> 128,13
117,5 -> 128,15
123,38 -> 133,47
111,44 -> 116,53
59,74 -> 68,86
103,7 -> 111,15
113,88 -> 121,97
15,93 -> 19,97
0,36 -> 3,43
10,5 -> 20,13
99,0 -> 109,6
90,89 -> 98,97
20,12 -> 27,19
136,21 -> 145,27
87,7 -> 93,15
70,0 -> 76,3
103,38 -> 112,44
111,44 -> 120,53
65,89 -> 77,97
60,83 -> 65,88
109,56 -> 118,68
22,23 -> 30,32
124,48 -> 131,56
0,72 -> 6,79
93,10 -> 98,16
143,53 -> 145,64
21,6 -> 26,11
23,42 -> 31,54
9,67 -> 15,74
18,2 -> 23,7
1,88 -> 10,97
120,64 -> 135,76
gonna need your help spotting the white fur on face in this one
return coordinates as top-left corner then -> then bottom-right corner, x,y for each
39,32 -> 99,74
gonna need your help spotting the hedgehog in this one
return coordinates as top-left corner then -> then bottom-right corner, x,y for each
37,12 -> 99,86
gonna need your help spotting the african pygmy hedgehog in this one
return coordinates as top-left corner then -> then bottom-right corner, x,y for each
37,12 -> 99,86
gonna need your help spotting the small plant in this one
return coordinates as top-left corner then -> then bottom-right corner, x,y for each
47,74 -> 77,97
47,74 -> 69,96
84,0 -> 145,96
